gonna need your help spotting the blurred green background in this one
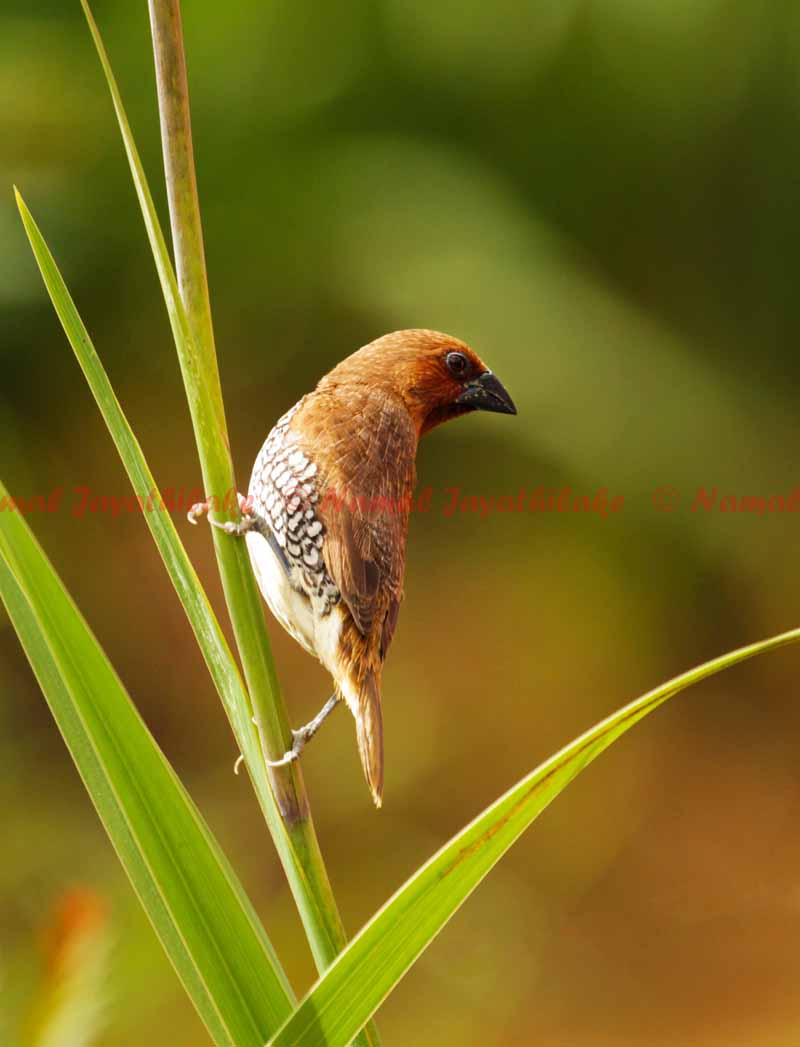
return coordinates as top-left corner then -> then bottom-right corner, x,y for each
4,1 -> 800,1043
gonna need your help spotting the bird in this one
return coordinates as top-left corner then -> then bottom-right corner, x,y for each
190,329 -> 516,807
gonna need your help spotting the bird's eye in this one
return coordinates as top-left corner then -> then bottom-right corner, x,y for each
445,351 -> 469,378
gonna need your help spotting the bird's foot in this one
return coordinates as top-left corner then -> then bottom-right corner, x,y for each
187,493 -> 257,536
266,725 -> 313,767
265,695 -> 339,768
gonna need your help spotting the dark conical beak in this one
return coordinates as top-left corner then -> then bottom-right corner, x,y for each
456,370 -> 517,415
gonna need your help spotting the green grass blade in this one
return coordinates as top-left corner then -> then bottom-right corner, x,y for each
268,625 -> 800,1047
13,186 -> 276,884
12,173 -> 352,990
0,487 -> 294,1046
79,0 -> 301,814
78,12 -> 380,1043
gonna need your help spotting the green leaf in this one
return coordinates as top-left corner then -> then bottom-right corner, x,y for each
12,174 -> 354,987
0,486 -> 294,1047
77,9 -> 371,1022
268,625 -> 800,1047
13,186 -> 275,869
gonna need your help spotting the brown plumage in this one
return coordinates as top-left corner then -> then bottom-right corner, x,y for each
242,329 -> 516,806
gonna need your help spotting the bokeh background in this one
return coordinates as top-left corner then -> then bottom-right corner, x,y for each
4,1 -> 800,1043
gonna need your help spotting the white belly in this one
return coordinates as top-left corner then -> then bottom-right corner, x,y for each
245,530 -> 342,676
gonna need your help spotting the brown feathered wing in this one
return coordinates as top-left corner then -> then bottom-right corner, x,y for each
314,389 -> 417,805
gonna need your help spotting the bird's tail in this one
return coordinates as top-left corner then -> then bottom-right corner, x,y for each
354,673 -> 384,808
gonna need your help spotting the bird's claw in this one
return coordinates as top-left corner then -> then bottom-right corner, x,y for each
187,498 -> 211,525
266,726 -> 312,768
187,493 -> 256,535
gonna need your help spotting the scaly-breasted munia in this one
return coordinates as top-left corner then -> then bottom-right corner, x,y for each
191,329 -> 516,806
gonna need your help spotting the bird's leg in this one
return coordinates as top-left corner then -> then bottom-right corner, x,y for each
187,492 -> 260,536
266,694 -> 340,767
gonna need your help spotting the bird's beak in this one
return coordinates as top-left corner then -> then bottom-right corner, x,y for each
456,371 -> 517,415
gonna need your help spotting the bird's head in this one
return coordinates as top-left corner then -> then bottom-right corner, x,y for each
331,329 -> 517,437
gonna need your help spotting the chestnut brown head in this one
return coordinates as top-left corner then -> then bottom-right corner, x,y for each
330,329 -> 516,436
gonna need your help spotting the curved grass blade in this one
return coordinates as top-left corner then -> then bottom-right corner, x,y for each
268,625 -> 800,1047
13,183 -> 356,994
77,13 -> 373,1032
0,490 -> 294,1046
78,0 -> 299,805
14,187 -> 272,873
